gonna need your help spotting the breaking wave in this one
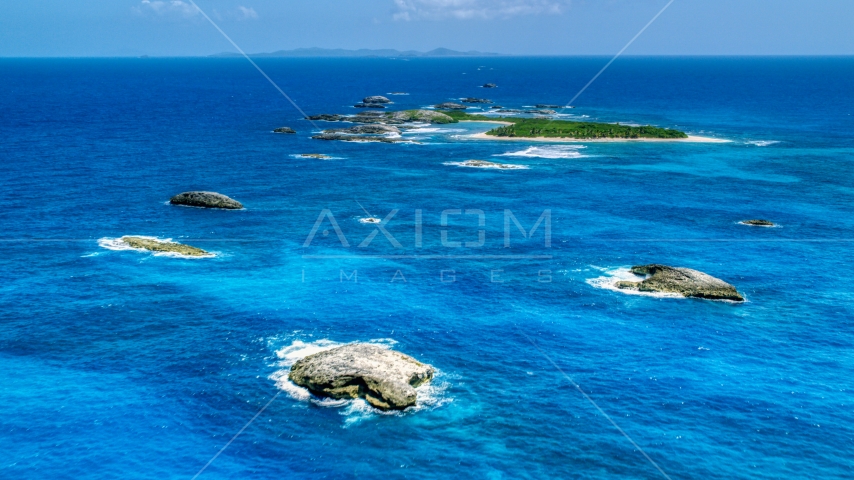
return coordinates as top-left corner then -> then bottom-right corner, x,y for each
495,145 -> 587,159
586,266 -> 683,298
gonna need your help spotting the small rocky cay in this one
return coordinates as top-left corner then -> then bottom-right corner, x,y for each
288,343 -> 434,411
170,191 -> 243,210
355,96 -> 392,108
119,236 -> 210,257
435,102 -> 468,110
741,219 -> 775,227
616,264 -> 744,301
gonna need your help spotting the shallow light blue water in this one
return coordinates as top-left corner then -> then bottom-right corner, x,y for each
1,57 -> 853,479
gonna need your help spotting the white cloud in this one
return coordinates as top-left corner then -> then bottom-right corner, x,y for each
135,0 -> 199,18
134,2 -> 258,21
392,0 -> 569,21
236,6 -> 258,20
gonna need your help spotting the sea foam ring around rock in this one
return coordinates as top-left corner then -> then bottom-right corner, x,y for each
589,265 -> 745,302
443,160 -> 528,170
269,339 -> 449,420
98,236 -> 215,259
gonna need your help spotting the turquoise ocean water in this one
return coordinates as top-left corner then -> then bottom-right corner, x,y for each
1,57 -> 853,478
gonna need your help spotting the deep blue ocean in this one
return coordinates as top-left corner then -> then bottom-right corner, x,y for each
1,56 -> 853,479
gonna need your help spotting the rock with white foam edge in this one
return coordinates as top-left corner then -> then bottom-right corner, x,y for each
119,236 -> 210,257
170,191 -> 243,210
434,102 -> 468,110
363,95 -> 392,104
273,127 -> 296,134
616,264 -> 744,301
451,160 -> 526,169
741,219 -> 775,227
324,125 -> 401,135
524,109 -> 557,115
288,343 -> 434,410
461,97 -> 493,104
389,109 -> 455,124
305,114 -> 345,121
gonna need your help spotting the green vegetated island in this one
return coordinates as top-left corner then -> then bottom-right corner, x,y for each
441,110 -> 688,139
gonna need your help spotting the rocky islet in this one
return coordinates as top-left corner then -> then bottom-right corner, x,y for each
616,264 -> 744,301
288,343 -> 434,410
169,191 -> 243,210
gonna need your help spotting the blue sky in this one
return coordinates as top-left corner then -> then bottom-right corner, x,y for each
2,0 -> 853,56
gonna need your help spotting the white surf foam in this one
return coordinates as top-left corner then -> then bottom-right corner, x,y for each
97,236 -> 216,259
269,338 -> 449,425
339,372 -> 452,427
288,154 -> 343,160
495,145 -> 587,159
443,161 -> 528,170
586,266 -> 683,299
746,140 -> 780,147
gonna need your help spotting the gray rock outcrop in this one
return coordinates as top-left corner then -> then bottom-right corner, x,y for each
170,191 -> 243,210
273,127 -> 296,134
312,133 -> 407,143
389,109 -> 455,124
325,125 -> 401,135
462,97 -> 493,104
524,109 -> 557,115
351,111 -> 394,124
483,83 -> 497,88
120,236 -> 210,257
363,96 -> 392,104
435,102 -> 468,110
305,114 -> 345,121
741,219 -> 775,227
616,264 -> 744,301
288,343 -> 434,410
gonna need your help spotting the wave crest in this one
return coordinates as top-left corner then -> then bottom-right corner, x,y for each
586,266 -> 683,298
496,145 -> 587,159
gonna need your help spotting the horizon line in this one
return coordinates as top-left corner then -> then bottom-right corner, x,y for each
3,54 -> 854,59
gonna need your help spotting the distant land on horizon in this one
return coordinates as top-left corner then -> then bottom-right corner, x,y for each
210,47 -> 502,58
